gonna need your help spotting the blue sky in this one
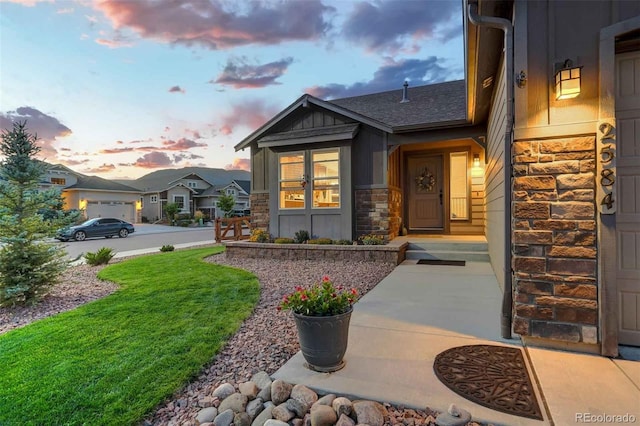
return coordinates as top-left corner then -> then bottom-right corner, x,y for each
0,0 -> 464,179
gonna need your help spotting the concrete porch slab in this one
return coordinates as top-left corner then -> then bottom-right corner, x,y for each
274,260 -> 550,425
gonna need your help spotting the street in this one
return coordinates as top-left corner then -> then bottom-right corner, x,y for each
57,224 -> 217,260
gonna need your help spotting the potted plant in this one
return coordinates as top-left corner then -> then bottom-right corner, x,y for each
279,276 -> 358,372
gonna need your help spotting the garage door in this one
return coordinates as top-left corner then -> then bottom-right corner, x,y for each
616,50 -> 640,346
86,201 -> 135,223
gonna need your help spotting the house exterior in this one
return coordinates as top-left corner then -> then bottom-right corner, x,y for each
43,164 -> 142,223
236,1 -> 640,356
131,168 -> 250,222
464,0 -> 640,356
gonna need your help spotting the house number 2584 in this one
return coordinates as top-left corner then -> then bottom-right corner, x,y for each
597,121 -> 616,214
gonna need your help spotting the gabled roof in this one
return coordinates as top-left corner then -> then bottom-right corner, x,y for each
43,163 -> 140,193
235,80 -> 467,151
64,174 -> 141,193
129,167 -> 250,192
235,180 -> 250,194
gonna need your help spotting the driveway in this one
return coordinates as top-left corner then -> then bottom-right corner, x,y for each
57,224 -> 216,260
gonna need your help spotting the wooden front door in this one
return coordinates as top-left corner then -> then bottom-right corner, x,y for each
407,155 -> 444,230
616,51 -> 640,346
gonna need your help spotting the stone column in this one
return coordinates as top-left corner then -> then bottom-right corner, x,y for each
511,136 -> 598,346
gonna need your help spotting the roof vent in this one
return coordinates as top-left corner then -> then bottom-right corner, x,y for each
400,81 -> 410,103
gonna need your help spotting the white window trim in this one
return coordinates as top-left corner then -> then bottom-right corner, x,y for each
278,151 -> 306,210
150,195 -> 158,204
173,195 -> 187,210
311,148 -> 340,210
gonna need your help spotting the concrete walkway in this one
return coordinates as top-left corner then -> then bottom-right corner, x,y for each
274,260 -> 640,426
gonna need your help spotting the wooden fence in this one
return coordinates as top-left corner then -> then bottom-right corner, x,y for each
215,216 -> 252,243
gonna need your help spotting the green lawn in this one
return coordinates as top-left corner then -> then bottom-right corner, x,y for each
0,247 -> 259,426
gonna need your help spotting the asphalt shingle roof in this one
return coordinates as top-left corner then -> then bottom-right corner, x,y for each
329,80 -> 466,130
65,174 -> 141,192
128,167 -> 250,192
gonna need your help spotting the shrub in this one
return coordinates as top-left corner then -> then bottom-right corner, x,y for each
176,213 -> 191,221
307,238 -> 333,245
194,210 -> 205,221
249,228 -> 270,243
333,239 -> 353,245
160,245 -> 175,252
177,220 -> 190,227
85,247 -> 115,266
274,237 -> 295,244
293,229 -> 310,244
359,234 -> 385,245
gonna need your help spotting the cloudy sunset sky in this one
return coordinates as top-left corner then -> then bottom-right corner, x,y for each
0,0 -> 464,179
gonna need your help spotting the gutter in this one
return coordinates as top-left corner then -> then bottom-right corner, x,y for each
467,0 -> 514,340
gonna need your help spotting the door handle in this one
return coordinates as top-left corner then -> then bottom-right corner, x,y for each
439,189 -> 443,205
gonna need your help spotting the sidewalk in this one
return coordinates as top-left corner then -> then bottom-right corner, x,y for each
274,260 -> 640,425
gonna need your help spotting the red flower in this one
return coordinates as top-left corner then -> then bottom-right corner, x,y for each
295,286 -> 303,292
301,294 -> 308,301
350,288 -> 358,295
322,275 -> 330,282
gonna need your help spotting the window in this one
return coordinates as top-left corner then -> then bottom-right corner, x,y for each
51,177 -> 66,185
150,195 -> 158,204
312,150 -> 340,208
226,188 -> 236,196
174,195 -> 185,210
449,152 -> 469,220
187,181 -> 197,188
279,153 -> 305,209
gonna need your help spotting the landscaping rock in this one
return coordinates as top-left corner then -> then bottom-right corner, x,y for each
198,396 -> 216,408
212,383 -> 235,401
353,401 -> 387,426
239,381 -> 259,399
310,404 -> 337,426
287,397 -> 310,418
246,397 -> 264,419
291,384 -> 318,407
312,394 -> 336,408
213,409 -> 234,426
257,384 -> 272,402
272,403 -> 295,422
196,407 -> 218,424
291,419 -> 304,426
435,404 -> 471,426
332,397 -> 353,417
264,420 -> 289,426
218,393 -> 248,413
234,412 -> 251,426
335,413 -> 356,426
251,403 -> 274,426
251,371 -> 272,390
271,380 -> 292,405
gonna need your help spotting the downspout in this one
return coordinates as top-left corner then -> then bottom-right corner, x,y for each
468,1 -> 514,339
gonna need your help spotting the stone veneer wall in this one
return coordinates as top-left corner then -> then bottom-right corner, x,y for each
355,188 -> 397,240
511,136 -> 598,346
250,192 -> 269,231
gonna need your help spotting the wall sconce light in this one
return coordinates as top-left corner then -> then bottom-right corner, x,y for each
555,59 -> 582,100
473,154 -> 481,168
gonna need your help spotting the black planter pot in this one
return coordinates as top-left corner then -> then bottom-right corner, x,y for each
293,308 -> 352,372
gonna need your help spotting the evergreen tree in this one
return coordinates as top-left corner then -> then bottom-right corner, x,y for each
0,122 -> 78,306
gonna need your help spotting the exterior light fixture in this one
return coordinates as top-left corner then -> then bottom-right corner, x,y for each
473,154 -> 481,168
555,59 -> 582,100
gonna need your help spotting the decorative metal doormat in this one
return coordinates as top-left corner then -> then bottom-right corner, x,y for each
416,259 -> 466,266
433,345 -> 543,420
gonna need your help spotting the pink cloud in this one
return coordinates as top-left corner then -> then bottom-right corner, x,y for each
83,163 -> 116,173
168,85 -> 185,94
219,99 -> 280,135
161,138 -> 206,151
213,56 -> 293,88
225,158 -> 250,171
132,151 -> 174,169
94,0 -> 334,50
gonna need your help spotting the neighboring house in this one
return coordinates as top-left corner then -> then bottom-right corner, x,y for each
43,164 -> 142,223
129,168 -> 250,222
236,1 -> 640,356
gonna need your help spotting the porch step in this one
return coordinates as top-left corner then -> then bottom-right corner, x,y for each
404,239 -> 490,263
